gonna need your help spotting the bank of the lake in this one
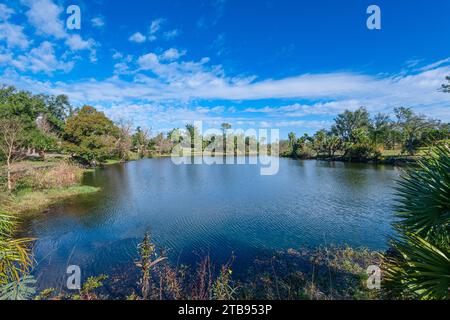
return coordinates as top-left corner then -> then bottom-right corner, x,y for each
0,159 -> 100,215
1,185 -> 100,215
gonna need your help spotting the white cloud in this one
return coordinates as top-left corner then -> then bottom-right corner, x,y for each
114,62 -> 131,75
65,34 -> 92,51
418,58 -> 450,72
129,18 -> 178,43
0,22 -> 30,49
91,17 -> 105,28
19,0 -> 97,59
21,0 -> 66,39
150,18 -> 165,35
160,48 -> 186,61
129,32 -> 146,43
163,29 -> 180,40
12,41 -> 74,74
1,54 -> 450,130
112,50 -> 123,60
0,4 -> 14,21
138,53 -> 158,67
259,120 -> 332,130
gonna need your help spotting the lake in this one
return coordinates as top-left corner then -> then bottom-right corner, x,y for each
22,157 -> 400,292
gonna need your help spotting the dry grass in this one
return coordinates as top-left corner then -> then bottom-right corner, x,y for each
26,162 -> 83,190
0,160 -> 99,214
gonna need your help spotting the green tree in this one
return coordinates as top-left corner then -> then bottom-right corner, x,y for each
0,86 -> 45,130
313,130 -> 327,157
332,107 -> 370,143
323,134 -> 341,159
221,123 -> 232,154
185,124 -> 201,155
132,127 -> 151,158
287,132 -> 296,150
28,130 -> 57,161
331,107 -> 376,161
41,94 -> 73,135
63,106 -> 119,166
394,107 -> 435,155
0,87 -> 71,160
370,113 -> 391,147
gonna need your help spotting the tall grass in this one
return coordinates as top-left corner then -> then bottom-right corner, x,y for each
22,161 -> 83,191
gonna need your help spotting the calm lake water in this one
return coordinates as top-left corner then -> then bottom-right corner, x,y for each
22,157 -> 400,291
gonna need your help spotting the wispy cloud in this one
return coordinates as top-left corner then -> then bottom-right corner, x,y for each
2,51 -> 449,129
91,17 -> 105,28
128,18 -> 178,43
129,32 -> 146,43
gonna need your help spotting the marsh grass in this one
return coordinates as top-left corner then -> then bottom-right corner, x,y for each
0,160 -> 100,214
241,246 -> 382,300
2,185 -> 100,214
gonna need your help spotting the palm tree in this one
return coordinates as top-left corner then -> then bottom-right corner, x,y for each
383,145 -> 450,300
0,212 -> 34,286
185,124 -> 197,155
221,123 -> 232,154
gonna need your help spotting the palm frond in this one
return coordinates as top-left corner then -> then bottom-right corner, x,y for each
0,275 -> 36,300
394,145 -> 450,238
0,212 -> 34,285
383,232 -> 450,300
384,145 -> 450,300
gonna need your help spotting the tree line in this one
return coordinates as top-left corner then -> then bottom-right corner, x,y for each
1,82 -> 450,190
281,106 -> 449,161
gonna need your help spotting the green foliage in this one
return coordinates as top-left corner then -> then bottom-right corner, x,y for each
34,288 -> 56,300
394,107 -> 435,155
78,275 -> 108,300
132,127 -> 150,158
212,263 -> 237,300
281,106 -> 448,161
0,275 -> 36,300
0,86 -> 70,138
27,129 -> 58,158
0,212 -> 34,285
383,233 -> 450,300
70,275 -> 108,300
136,232 -> 167,300
394,146 -> 450,237
333,107 -> 371,143
63,106 -> 120,165
383,145 -> 450,300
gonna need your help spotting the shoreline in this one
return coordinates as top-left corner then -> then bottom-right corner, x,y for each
1,185 -> 100,215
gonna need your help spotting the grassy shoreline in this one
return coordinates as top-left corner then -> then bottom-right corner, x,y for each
1,159 -> 100,215
1,185 -> 100,215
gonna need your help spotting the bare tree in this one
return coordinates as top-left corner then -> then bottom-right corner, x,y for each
0,118 -> 25,191
116,120 -> 133,162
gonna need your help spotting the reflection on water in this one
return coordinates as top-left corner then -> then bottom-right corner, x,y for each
22,157 -> 400,291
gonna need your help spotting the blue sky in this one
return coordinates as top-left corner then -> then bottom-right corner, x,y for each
0,0 -> 449,136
